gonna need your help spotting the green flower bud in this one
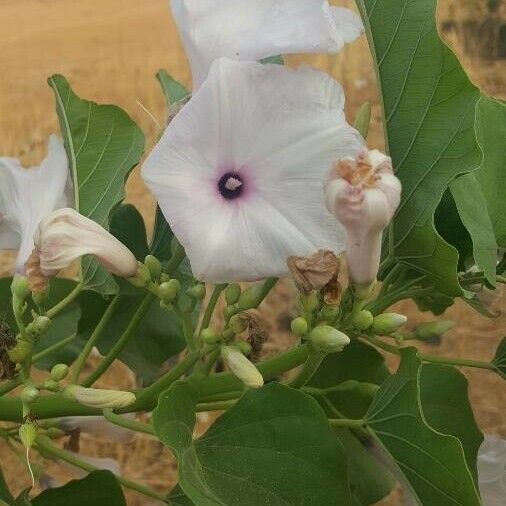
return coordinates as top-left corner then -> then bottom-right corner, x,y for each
144,255 -> 162,280
291,317 -> 309,337
11,275 -> 30,301
353,310 -> 374,331
223,305 -> 239,322
372,313 -> 408,334
321,304 -> 341,322
158,279 -> 180,303
221,346 -> 263,388
19,423 -> 37,449
178,294 -> 195,313
234,340 -> 252,356
8,340 -> 31,364
414,320 -> 455,341
43,379 -> 60,392
21,386 -> 40,404
310,326 -> 350,354
238,285 -> 264,311
225,283 -> 241,305
129,263 -> 151,288
300,292 -> 319,312
26,315 -> 51,338
200,328 -> 221,345
229,314 -> 247,334
50,364 -> 70,382
221,328 -> 236,341
65,385 -> 136,409
357,382 -> 380,398
187,283 -> 206,300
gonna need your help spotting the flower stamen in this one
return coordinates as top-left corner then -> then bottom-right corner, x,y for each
218,172 -> 244,200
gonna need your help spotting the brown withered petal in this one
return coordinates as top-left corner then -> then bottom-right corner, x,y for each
25,249 -> 49,293
287,249 -> 340,294
323,274 -> 343,305
238,311 -> 268,361
0,322 -> 16,380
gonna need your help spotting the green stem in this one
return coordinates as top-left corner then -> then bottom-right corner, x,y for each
179,309 -> 197,352
102,408 -> 154,435
0,378 -> 22,396
46,284 -> 83,319
33,334 -> 77,363
367,286 -> 432,315
35,435 -> 165,502
328,418 -> 367,429
81,294 -> 154,387
200,284 -> 227,332
71,296 -> 121,384
201,347 -> 221,376
288,348 -> 326,389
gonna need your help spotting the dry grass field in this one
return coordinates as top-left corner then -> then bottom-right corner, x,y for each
0,0 -> 505,504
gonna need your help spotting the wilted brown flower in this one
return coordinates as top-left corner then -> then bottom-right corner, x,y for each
25,249 -> 49,293
0,321 -> 16,380
237,311 -> 268,361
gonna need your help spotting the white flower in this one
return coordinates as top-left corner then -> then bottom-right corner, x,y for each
142,58 -> 363,283
324,148 -> 401,286
0,135 -> 71,273
28,208 -> 138,284
478,435 -> 506,506
170,0 -> 363,89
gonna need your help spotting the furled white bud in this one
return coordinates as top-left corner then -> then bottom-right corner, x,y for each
27,208 -> 138,282
372,313 -> 408,334
64,385 -> 136,409
324,148 -> 402,286
221,346 -> 264,389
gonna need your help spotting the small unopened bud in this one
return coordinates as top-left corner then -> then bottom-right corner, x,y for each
300,292 -> 320,313
234,340 -> 252,356
221,346 -> 264,388
19,423 -> 37,449
43,379 -> 60,392
414,320 -> 455,342
229,314 -> 247,334
187,283 -> 206,300
8,340 -> 31,364
372,313 -> 407,334
21,386 -> 40,404
11,275 -> 30,301
30,208 -> 138,282
223,305 -> 239,322
64,386 -> 136,409
50,364 -> 70,382
353,310 -> 374,331
238,284 -> 265,311
26,315 -> 52,339
325,149 -> 401,286
357,382 -> 380,398
310,326 -> 350,353
321,304 -> 341,322
200,328 -> 221,344
158,279 -> 180,303
130,263 -> 151,288
225,283 -> 241,305
144,255 -> 162,280
291,317 -> 309,337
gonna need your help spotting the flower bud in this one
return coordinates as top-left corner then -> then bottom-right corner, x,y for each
64,386 -> 136,409
372,313 -> 407,334
158,279 -> 180,303
21,386 -> 40,404
43,379 -> 60,392
223,305 -> 239,322
19,422 -> 37,449
291,317 -> 309,337
225,283 -> 241,305
221,346 -> 264,388
50,363 -> 70,382
8,340 -> 31,363
234,340 -> 252,356
229,314 -> 247,334
310,326 -> 350,353
321,304 -> 341,323
187,283 -> 206,300
144,255 -> 162,280
129,263 -> 151,288
238,284 -> 265,311
414,320 -> 455,342
26,315 -> 52,339
200,327 -> 221,345
357,382 -> 380,398
11,275 -> 30,301
29,208 -> 138,283
353,309 -> 374,331
325,148 -> 402,286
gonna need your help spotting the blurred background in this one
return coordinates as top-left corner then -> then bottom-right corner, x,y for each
0,0 -> 504,504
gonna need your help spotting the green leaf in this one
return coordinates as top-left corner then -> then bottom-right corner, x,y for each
476,96 -> 506,248
150,206 -> 174,262
154,382 -> 352,505
450,173 -> 497,285
356,0 -> 482,295
308,340 -> 390,418
156,70 -> 190,108
0,467 -> 15,503
110,204 -> 149,261
366,349 -> 481,505
48,74 -> 145,295
32,471 -> 126,506
259,55 -> 284,65
167,485 -> 194,506
492,337 -> 506,379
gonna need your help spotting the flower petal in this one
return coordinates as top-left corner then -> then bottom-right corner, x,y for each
170,0 -> 363,89
143,58 -> 362,282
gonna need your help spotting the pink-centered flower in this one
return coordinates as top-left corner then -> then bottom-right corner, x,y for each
142,58 -> 363,283
170,0 -> 363,89
324,148 -> 402,286
0,135 -> 71,273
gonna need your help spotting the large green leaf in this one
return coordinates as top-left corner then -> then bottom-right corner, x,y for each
366,349 -> 481,505
476,96 -> 506,247
154,382 -> 352,505
356,0 -> 482,296
110,204 -> 149,262
32,471 -> 126,506
48,75 -> 145,295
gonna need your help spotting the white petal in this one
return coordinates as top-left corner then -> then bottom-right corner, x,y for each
142,58 -> 363,282
478,435 -> 506,506
170,0 -> 363,89
0,135 -> 71,272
